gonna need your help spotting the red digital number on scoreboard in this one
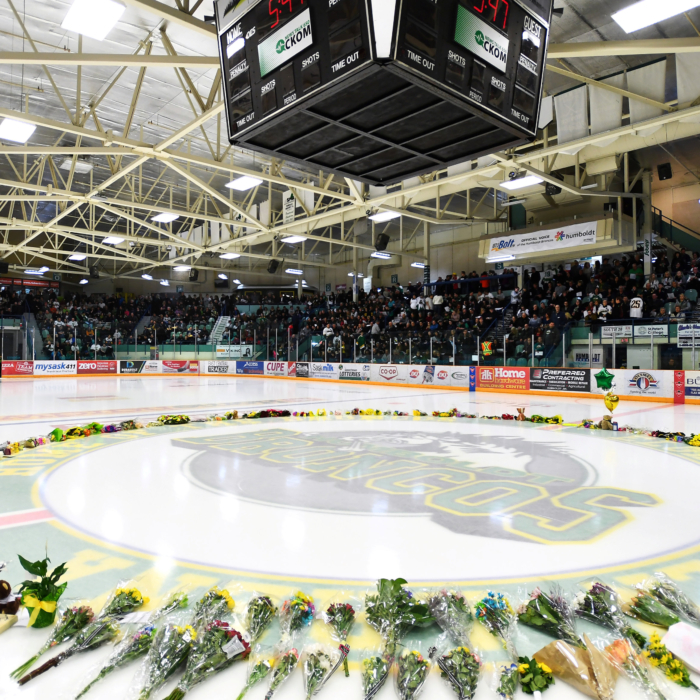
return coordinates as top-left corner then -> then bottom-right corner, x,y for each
269,0 -> 305,31
473,0 -> 509,30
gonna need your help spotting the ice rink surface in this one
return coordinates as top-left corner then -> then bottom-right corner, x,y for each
1,376 -> 699,700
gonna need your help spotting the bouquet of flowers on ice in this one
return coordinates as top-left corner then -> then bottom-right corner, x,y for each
234,649 -> 275,700
518,586 -> 584,648
279,591 -> 315,642
301,643 -> 346,699
244,594 -> 277,642
640,572 -> 700,623
429,590 -> 473,646
395,648 -> 434,700
604,638 -> 668,700
265,647 -> 300,699
437,646 -> 481,700
624,591 -> 680,628
323,601 -> 356,676
475,592 -> 517,657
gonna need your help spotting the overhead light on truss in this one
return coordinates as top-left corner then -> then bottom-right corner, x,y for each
225,176 -> 263,191
61,0 -> 126,41
0,118 -> 36,144
79,279 -> 89,285
369,211 -> 401,223
281,235 -> 307,244
102,236 -> 124,245
141,274 -> 153,280
173,266 -> 191,272
152,213 -> 179,224
218,273 -> 228,280
60,158 -> 93,174
68,254 -> 86,261
160,279 -> 170,287
220,253 -> 241,259
612,0 -> 700,32
25,267 -> 49,275
285,268 -> 303,275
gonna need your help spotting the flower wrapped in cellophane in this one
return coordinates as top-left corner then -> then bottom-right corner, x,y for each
624,591 -> 680,628
533,634 -> 617,700
234,647 -> 275,700
301,643 -> 345,699
518,586 -> 584,648
429,590 -> 473,646
244,594 -> 277,642
437,645 -> 481,700
640,572 -> 700,623
265,646 -> 300,699
495,663 -> 520,700
190,585 -> 235,628
323,598 -> 358,676
361,648 -> 391,700
395,648 -> 434,700
365,578 -> 434,659
516,656 -> 555,695
643,632 -> 699,692
162,620 -> 251,700
603,637 -> 668,700
10,603 -> 94,679
279,591 -> 315,642
474,592 -> 517,657
131,622 -> 197,699
574,581 -> 647,648
97,584 -> 149,620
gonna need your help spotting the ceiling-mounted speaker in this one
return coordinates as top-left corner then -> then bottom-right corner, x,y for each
657,163 -> 673,181
545,182 -> 562,196
375,234 -> 390,252
189,268 -> 199,282
89,265 -> 99,279
267,259 -> 280,274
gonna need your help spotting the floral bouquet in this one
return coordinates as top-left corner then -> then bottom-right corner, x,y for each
97,585 -> 149,620
17,552 -> 68,628
395,649 -> 433,700
644,632 -> 699,692
132,623 -> 197,699
302,644 -> 344,699
10,603 -> 94,678
323,602 -> 356,676
574,582 -> 647,648
361,650 -> 391,700
429,590 -> 473,646
604,638 -> 667,700
234,652 -> 275,700
280,591 -> 315,641
75,624 -> 157,698
158,414 -> 190,425
437,646 -> 481,700
244,595 -> 277,642
517,656 -> 555,695
475,592 -> 517,657
190,585 -> 235,628
518,586 -> 584,648
642,572 -> 700,623
365,578 -> 434,658
496,663 -> 520,700
162,620 -> 251,700
265,647 -> 300,699
624,591 -> 680,628
17,618 -> 120,685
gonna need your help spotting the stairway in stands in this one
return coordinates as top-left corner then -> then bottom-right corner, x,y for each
209,316 -> 230,344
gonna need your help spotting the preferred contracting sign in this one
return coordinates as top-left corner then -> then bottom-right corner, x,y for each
489,221 -> 598,258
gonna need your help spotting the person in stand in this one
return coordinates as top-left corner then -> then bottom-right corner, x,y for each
629,293 -> 644,319
552,303 -> 567,329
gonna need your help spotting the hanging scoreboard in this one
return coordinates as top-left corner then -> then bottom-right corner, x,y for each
215,0 -> 553,185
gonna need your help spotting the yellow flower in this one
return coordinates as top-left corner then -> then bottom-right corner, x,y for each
518,664 -> 529,674
539,663 -> 552,674
268,658 -> 276,668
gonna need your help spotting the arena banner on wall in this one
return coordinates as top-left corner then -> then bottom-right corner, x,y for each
33,360 -> 77,376
1,360 -> 33,376
161,360 -> 196,374
601,325 -> 667,338
370,364 -> 409,383
570,346 -> 603,368
338,363 -> 370,381
675,370 -> 686,404
216,345 -> 254,358
530,367 -> 591,392
619,369 -> 672,398
77,360 -> 117,375
295,362 -> 309,378
310,362 -> 339,380
476,366 -> 529,391
433,366 -> 452,386
237,361 -> 264,375
449,368 -> 472,387
265,361 -> 288,377
287,362 -> 297,377
201,360 -> 235,375
488,220 -> 598,258
119,360 -> 159,374
685,371 -> 700,398
406,365 -> 439,385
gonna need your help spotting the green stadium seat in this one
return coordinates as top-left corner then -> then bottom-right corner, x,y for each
516,357 -> 528,366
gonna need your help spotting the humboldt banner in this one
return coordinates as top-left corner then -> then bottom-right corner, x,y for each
489,220 -> 598,258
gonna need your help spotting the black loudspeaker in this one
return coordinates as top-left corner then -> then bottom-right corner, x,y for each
0,263 -> 8,274
267,259 -> 280,274
545,183 -> 562,196
90,265 -> 99,279
189,268 -> 199,282
375,234 -> 390,251
658,163 -> 673,181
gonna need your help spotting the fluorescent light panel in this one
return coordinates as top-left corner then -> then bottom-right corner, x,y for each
226,176 -> 263,191
281,235 -> 307,244
173,265 -> 191,272
0,118 -> 36,144
218,273 -> 228,280
68,254 -> 86,261
501,175 -> 543,190
61,0 -> 126,41
152,213 -> 179,224
102,236 -> 124,245
411,262 -> 426,268
232,279 -> 242,284
79,279 -> 89,285
612,0 -> 700,32
60,158 -> 93,173
285,268 -> 303,274
141,274 -> 153,280
25,267 -> 49,275
502,198 -> 527,207
487,255 -> 516,262
160,279 -> 170,286
369,211 -> 401,222
371,251 -> 391,259
220,252 -> 241,260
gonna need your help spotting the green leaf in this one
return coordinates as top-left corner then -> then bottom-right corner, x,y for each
18,554 -> 48,577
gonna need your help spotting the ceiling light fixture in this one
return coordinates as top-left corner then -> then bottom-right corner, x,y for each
285,268 -> 303,275
79,279 -> 89,285
281,235 -> 307,244
226,175 -> 263,191
501,198 -> 527,207
218,273 -> 228,280
219,252 -> 241,259
152,213 -> 179,224
160,279 -> 170,287
612,0 -> 700,33
141,274 -> 153,280
25,266 -> 49,275
581,183 -> 599,190
61,0 -> 126,41
487,254 -> 516,263
0,118 -> 36,144
68,254 -> 86,261
60,158 -> 93,174
500,175 -> 543,190
411,262 -> 426,268
173,265 -> 191,272
102,236 -> 124,245
371,251 -> 391,259
369,211 -> 401,222
232,279 -> 241,284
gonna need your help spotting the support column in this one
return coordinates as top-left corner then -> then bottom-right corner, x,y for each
423,221 -> 431,294
643,170 -> 653,278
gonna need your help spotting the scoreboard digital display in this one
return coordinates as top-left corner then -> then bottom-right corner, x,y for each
215,0 -> 553,185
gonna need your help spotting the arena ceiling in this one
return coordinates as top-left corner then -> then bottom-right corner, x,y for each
1,0 -> 700,285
